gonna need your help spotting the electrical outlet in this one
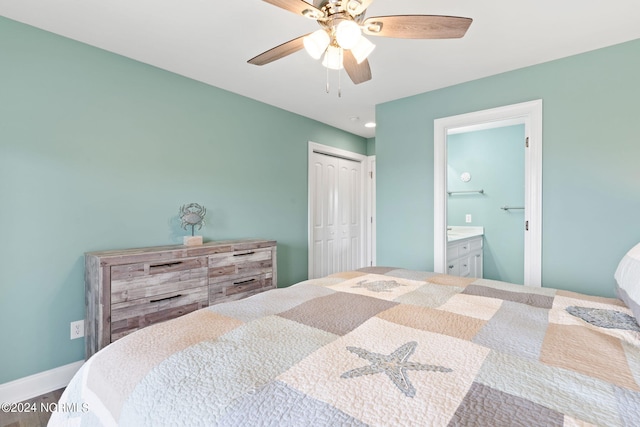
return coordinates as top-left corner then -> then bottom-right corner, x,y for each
70,320 -> 84,340
465,214 -> 472,223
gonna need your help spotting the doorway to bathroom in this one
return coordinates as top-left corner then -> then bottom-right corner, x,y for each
434,100 -> 542,287
447,123 -> 525,284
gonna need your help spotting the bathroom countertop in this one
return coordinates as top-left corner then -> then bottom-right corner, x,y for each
447,226 -> 484,243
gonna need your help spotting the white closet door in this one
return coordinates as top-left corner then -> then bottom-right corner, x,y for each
338,157 -> 362,272
310,152 -> 362,278
311,153 -> 338,278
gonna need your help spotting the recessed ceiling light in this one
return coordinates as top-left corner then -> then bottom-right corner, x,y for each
364,122 -> 376,128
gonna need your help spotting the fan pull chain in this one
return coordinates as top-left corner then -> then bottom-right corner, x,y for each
325,45 -> 330,94
326,62 -> 330,94
323,46 -> 343,98
338,48 -> 342,98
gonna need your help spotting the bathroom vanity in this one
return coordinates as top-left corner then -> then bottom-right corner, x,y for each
447,226 -> 483,278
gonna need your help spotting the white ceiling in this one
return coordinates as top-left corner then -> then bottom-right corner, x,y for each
2,0 -> 640,138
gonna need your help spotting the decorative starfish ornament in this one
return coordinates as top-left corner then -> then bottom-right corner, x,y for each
341,341 -> 452,397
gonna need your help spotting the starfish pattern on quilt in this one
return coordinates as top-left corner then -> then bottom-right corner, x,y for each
566,306 -> 640,332
352,279 -> 406,293
340,341 -> 452,397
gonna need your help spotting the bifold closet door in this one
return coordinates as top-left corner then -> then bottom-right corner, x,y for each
310,152 -> 362,278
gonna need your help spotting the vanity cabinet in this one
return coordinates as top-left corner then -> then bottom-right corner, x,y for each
85,239 -> 276,358
447,235 -> 483,278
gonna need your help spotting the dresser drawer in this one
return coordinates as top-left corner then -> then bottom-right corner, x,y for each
110,285 -> 208,341
209,273 -> 274,304
111,257 -> 208,304
208,248 -> 273,283
86,239 -> 277,358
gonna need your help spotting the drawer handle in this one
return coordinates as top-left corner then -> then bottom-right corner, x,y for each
149,294 -> 182,303
150,261 -> 183,269
234,278 -> 256,285
233,251 -> 255,257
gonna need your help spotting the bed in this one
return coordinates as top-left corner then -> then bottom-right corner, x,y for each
49,264 -> 640,426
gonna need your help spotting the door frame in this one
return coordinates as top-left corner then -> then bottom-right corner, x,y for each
367,155 -> 376,268
433,100 -> 543,286
308,141 -> 374,278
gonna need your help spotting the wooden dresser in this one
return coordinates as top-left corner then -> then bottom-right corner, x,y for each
85,239 -> 276,358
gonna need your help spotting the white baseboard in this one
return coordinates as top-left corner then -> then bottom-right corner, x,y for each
0,360 -> 84,403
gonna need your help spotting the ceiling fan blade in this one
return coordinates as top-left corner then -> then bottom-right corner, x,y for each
343,50 -> 372,84
262,0 -> 325,19
362,15 -> 472,39
247,34 -> 308,66
346,0 -> 373,16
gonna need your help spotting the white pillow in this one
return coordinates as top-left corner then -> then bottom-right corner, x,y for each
614,242 -> 640,320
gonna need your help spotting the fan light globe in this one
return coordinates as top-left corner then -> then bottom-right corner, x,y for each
322,46 -> 344,70
351,36 -> 375,64
335,20 -> 362,49
304,30 -> 330,60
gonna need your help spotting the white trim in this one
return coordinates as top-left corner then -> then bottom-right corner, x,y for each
367,155 -> 377,267
308,141 -> 369,279
0,360 -> 83,403
434,100 -> 543,286
447,117 -> 525,135
308,142 -> 368,163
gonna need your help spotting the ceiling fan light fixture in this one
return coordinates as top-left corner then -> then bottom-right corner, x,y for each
304,30 -> 330,59
335,20 -> 362,49
347,0 -> 362,13
301,9 -> 323,20
351,36 -> 375,64
322,46 -> 344,70
248,0 -> 473,89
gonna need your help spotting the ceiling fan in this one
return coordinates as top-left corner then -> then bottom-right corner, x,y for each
248,0 -> 473,87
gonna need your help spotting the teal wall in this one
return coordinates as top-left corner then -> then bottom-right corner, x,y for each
447,125 -> 525,284
366,137 -> 376,155
0,17 -> 366,384
377,38 -> 640,298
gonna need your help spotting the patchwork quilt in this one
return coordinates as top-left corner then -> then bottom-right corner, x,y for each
49,268 -> 640,426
